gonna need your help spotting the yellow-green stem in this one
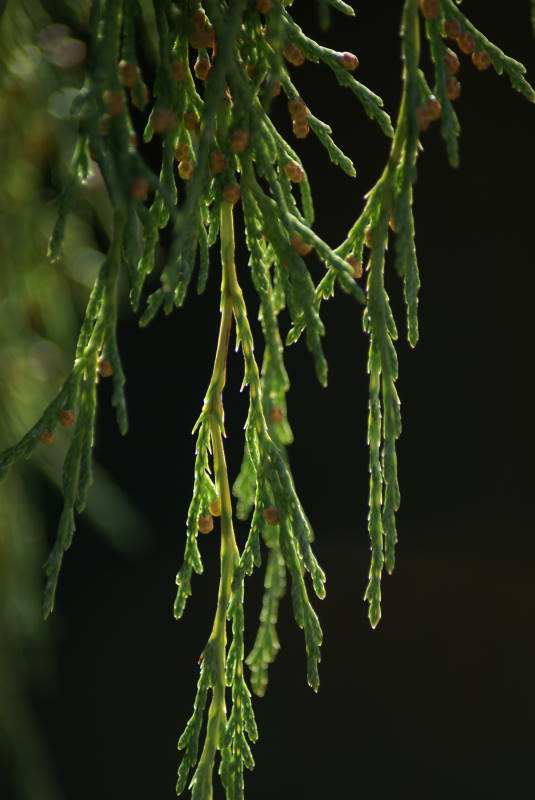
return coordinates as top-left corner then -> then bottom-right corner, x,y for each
194,200 -> 241,796
371,0 -> 420,212
80,209 -> 125,365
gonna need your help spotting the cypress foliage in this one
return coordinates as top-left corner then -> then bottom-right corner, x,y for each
0,2 -> 533,798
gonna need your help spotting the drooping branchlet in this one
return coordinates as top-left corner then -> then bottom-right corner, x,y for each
99,114 -> 111,135
3,7 -> 532,800
170,60 -> 187,82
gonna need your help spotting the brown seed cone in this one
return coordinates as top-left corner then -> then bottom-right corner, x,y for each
152,108 -> 177,134
269,407 -> 284,423
178,159 -> 194,180
189,30 -> 214,50
444,18 -> 462,40
283,43 -> 305,67
230,129 -> 250,154
292,105 -> 309,122
118,60 -> 139,88
284,161 -> 305,183
263,507 -> 280,526
365,226 -> 374,249
174,142 -> 190,162
425,96 -> 442,121
189,11 -> 214,51
457,32 -> 475,55
416,107 -> 431,132
288,97 -> 308,120
270,79 -> 281,97
59,409 -> 76,428
209,150 -> 227,175
290,233 -> 313,256
256,0 -> 272,13
472,50 -> 491,71
98,358 -> 113,378
192,9 -> 207,26
39,430 -> 55,445
194,57 -> 211,81
198,514 -> 214,534
347,256 -> 363,279
209,498 -> 221,517
446,76 -> 461,101
444,48 -> 460,75
103,89 -> 125,117
130,177 -> 150,201
292,120 -> 310,139
183,111 -> 200,131
418,0 -> 439,20
192,9 -> 206,25
338,51 -> 359,71
222,184 -> 241,204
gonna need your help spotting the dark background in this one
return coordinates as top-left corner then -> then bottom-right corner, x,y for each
19,2 -> 535,798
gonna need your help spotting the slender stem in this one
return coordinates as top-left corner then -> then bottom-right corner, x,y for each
194,200 -> 241,795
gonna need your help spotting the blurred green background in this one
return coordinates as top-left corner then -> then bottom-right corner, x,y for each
0,4 -> 146,797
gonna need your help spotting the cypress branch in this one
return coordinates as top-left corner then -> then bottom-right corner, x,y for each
442,0 -> 535,102
1,2 -> 534,797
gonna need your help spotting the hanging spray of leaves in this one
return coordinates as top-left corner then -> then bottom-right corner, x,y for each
1,2 -> 533,798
